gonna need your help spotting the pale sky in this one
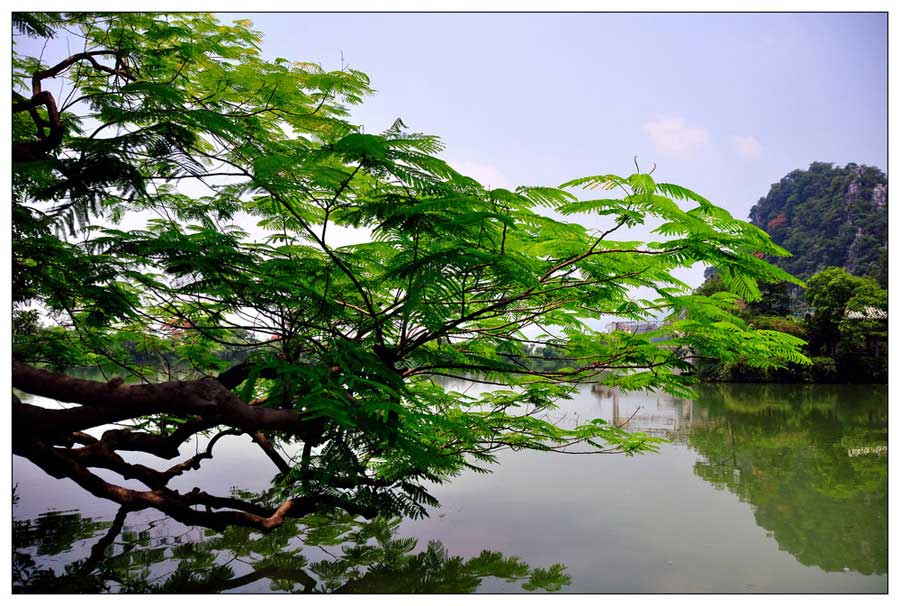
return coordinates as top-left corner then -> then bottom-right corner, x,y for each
236,12 -> 887,286
14,12 -> 888,289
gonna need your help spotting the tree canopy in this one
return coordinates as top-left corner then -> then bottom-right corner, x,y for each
12,13 -> 809,531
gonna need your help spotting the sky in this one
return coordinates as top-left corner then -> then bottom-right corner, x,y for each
223,11 -> 887,287
238,12 -> 887,184
12,11 -> 888,291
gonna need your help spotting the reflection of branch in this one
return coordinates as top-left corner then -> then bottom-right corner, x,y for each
80,505 -> 131,574
615,405 -> 643,429
198,565 -> 318,593
15,504 -> 572,594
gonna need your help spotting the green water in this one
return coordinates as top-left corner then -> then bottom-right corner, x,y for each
12,382 -> 887,593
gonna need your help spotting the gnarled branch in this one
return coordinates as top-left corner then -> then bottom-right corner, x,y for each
13,50 -> 131,161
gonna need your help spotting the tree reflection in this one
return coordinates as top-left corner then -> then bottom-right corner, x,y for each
687,383 -> 886,575
13,495 -> 570,594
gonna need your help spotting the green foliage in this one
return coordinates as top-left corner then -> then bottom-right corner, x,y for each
702,161 -> 890,381
13,13 -> 810,519
13,12 -> 65,38
806,267 -> 887,381
692,266 -> 886,383
748,162 -> 887,285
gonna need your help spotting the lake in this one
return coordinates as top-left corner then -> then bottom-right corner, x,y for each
12,381 -> 887,593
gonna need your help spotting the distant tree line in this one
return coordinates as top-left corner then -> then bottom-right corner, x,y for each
694,267 -> 886,383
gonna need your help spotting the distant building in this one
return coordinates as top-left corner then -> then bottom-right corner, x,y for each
606,320 -> 662,334
845,306 -> 887,320
844,306 -> 887,357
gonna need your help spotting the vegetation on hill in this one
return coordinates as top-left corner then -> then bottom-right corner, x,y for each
748,162 -> 887,286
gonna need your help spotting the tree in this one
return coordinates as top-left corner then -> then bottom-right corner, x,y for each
12,13 -> 809,533
805,267 -> 887,380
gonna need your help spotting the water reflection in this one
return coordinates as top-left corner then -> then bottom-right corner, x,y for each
13,495 -> 570,594
597,383 -> 887,576
592,384 -> 705,440
13,383 -> 887,592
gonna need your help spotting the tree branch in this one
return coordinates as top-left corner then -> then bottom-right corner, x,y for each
12,360 -> 310,436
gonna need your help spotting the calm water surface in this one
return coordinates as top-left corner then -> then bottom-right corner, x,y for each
13,382 -> 887,593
